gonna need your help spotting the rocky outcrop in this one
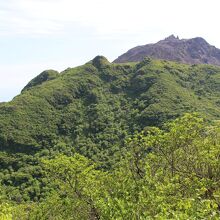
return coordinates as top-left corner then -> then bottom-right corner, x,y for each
114,35 -> 220,66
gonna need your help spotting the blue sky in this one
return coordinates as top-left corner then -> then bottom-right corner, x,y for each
1,0 -> 220,102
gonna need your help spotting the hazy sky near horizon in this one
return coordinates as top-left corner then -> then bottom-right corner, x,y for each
0,0 -> 220,101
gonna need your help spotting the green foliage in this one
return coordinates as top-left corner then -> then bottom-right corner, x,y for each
1,57 -> 220,160
16,154 -> 105,219
22,70 -> 59,92
0,203 -> 12,220
2,57 -> 220,217
7,114 -> 220,219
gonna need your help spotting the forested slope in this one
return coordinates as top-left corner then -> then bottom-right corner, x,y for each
1,56 -> 220,206
1,56 -> 220,159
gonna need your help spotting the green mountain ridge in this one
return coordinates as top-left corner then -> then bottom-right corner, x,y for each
22,70 -> 59,92
1,56 -> 220,162
2,56 -> 220,218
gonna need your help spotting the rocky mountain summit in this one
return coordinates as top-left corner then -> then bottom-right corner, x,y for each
114,35 -> 220,65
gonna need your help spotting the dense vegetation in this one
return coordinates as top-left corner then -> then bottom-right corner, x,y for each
1,113 -> 220,219
1,56 -> 220,218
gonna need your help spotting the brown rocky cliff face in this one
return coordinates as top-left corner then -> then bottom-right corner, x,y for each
114,35 -> 220,65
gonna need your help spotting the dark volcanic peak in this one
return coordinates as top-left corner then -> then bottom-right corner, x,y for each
114,35 -> 220,66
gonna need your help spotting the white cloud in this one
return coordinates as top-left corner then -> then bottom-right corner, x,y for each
1,0 -> 220,101
1,0 -> 218,38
